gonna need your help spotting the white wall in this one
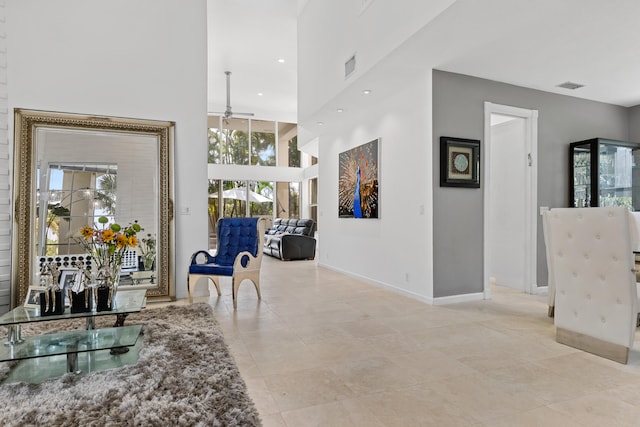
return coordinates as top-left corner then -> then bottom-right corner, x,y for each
7,0 -> 208,300
297,0 -> 454,122
488,118 -> 526,290
317,71 -> 433,301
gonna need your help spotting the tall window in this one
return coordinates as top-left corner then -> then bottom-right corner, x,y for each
251,120 -> 276,166
208,179 -> 274,249
209,116 -> 298,167
249,181 -> 274,216
309,177 -> 318,230
275,181 -> 300,218
208,117 -> 249,165
207,115 -> 309,249
288,136 -> 300,167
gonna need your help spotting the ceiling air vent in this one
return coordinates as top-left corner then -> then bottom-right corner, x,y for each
345,54 -> 356,79
557,81 -> 584,90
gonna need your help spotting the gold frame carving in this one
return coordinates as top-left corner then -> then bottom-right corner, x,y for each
12,109 -> 175,307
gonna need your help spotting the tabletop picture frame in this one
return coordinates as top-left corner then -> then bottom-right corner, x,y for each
58,268 -> 79,307
440,136 -> 480,188
24,286 -> 47,308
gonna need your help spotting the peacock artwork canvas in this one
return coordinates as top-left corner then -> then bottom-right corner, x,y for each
338,138 -> 379,218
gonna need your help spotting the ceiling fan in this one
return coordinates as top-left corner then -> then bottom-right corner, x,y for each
209,71 -> 254,119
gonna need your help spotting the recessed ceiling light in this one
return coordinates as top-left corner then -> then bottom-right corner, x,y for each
362,89 -> 372,95
336,108 -> 344,113
557,81 -> 584,90
317,121 -> 324,126
257,92 -> 263,96
277,58 -> 285,63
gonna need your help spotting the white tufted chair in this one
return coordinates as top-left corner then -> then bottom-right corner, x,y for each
629,212 -> 640,282
546,207 -> 638,364
545,209 -> 640,322
542,210 -> 556,317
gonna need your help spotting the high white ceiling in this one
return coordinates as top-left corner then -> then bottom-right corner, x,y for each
207,0 -> 640,126
207,0 -> 298,123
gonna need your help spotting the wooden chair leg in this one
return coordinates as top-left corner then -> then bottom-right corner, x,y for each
187,274 -> 194,303
252,280 -> 261,300
210,276 -> 222,296
232,278 -> 239,310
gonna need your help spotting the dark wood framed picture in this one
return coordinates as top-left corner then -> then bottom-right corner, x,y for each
440,136 -> 480,188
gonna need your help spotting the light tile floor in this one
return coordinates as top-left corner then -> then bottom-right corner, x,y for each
183,257 -> 640,426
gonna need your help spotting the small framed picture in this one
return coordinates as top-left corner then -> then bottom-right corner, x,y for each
440,136 -> 480,188
58,268 -> 79,307
24,286 -> 47,308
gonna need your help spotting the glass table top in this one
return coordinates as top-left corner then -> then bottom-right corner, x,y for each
0,325 -> 142,363
0,289 -> 146,327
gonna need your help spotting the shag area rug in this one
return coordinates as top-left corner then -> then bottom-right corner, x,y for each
0,303 -> 261,426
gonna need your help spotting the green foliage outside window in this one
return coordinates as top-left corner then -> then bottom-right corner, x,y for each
288,136 -> 300,167
251,132 -> 276,166
208,127 -> 249,165
208,118 -> 299,167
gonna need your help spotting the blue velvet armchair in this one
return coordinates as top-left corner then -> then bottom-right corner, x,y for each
188,217 -> 266,309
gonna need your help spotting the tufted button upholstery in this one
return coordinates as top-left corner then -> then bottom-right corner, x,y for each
546,207 -> 638,363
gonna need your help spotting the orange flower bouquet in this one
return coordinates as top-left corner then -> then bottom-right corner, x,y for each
76,216 -> 142,289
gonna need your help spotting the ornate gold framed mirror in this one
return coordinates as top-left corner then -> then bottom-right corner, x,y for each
12,109 -> 175,307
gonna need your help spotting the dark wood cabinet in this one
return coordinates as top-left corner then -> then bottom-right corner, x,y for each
570,138 -> 640,208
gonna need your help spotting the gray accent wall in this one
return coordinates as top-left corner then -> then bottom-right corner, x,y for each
630,105 -> 640,142
432,70 -> 630,298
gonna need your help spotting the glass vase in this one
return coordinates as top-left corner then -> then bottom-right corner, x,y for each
143,254 -> 155,271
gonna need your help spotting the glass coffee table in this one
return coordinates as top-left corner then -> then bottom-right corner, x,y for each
0,289 -> 146,383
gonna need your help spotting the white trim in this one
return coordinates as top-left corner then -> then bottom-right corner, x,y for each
432,292 -> 484,305
317,263 -> 486,306
533,284 -> 549,295
317,262 -> 435,305
484,102 -> 539,297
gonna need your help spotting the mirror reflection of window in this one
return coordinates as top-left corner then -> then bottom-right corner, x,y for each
39,163 -> 117,256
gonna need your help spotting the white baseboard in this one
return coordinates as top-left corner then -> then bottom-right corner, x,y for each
317,262 -> 489,306
533,285 -> 549,295
317,262 -> 435,304
432,292 -> 484,305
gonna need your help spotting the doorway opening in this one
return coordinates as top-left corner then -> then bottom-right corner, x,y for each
483,102 -> 539,298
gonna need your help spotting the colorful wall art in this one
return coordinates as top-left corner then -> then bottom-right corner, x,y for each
338,138 -> 379,218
